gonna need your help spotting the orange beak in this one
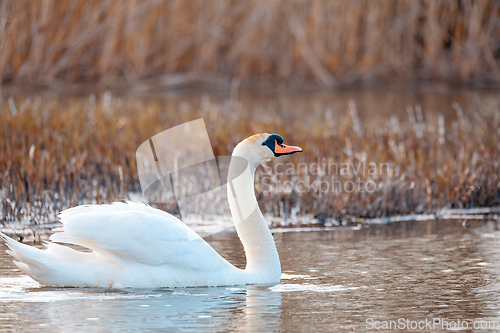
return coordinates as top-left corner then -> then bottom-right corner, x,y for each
274,140 -> 302,156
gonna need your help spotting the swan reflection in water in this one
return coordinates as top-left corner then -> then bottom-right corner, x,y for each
2,276 -> 282,332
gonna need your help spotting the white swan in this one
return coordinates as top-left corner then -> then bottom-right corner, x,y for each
0,133 -> 302,288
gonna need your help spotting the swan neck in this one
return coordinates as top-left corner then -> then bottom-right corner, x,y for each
227,153 -> 280,279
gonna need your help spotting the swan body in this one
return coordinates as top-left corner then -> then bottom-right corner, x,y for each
1,133 -> 302,288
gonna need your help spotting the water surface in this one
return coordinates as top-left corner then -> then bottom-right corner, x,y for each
2,220 -> 500,332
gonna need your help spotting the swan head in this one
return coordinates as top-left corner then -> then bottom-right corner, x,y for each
233,133 -> 302,170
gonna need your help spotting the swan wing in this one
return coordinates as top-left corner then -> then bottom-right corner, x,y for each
51,201 -> 225,269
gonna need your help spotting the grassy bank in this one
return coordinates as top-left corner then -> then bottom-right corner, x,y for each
1,92 -> 499,227
1,0 -> 499,90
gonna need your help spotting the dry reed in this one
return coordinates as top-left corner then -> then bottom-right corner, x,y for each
0,0 -> 499,90
1,92 -> 499,227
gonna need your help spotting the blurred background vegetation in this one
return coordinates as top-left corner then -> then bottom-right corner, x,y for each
0,0 -> 499,231
1,0 -> 499,91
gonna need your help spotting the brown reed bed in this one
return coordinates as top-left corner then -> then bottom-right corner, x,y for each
1,91 -> 499,228
0,0 -> 499,91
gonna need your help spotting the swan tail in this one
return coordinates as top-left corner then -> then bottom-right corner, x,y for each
0,232 -> 48,279
0,232 -> 105,286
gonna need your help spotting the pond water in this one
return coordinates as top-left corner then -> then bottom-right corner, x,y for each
2,220 -> 500,332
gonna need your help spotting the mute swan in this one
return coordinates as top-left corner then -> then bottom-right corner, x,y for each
0,133 -> 302,288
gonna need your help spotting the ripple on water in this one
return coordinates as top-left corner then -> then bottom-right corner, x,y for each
270,283 -> 360,293
280,273 -> 318,280
0,276 -> 162,302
